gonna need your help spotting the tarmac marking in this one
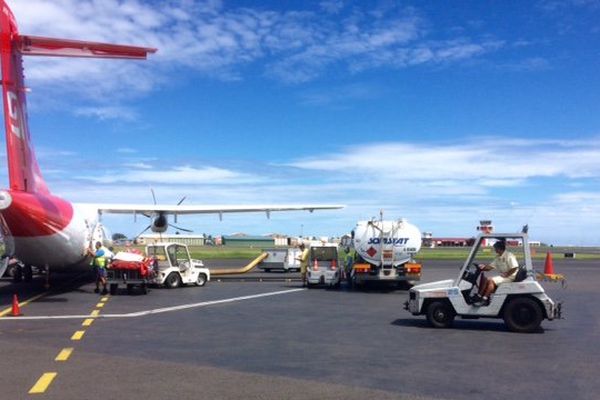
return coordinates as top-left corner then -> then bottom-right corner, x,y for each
0,272 -> 91,317
96,302 -> 104,308
29,372 -> 57,394
55,348 -> 74,362
0,292 -> 48,317
82,318 -> 94,326
100,297 -> 109,302
0,288 -> 306,321
71,330 -> 85,340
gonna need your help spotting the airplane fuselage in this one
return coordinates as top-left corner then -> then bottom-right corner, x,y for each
0,189 -> 106,270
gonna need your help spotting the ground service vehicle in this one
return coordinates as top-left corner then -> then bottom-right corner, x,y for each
306,244 -> 340,288
107,251 -> 153,295
405,232 -> 562,333
147,242 -> 210,288
346,217 -> 422,289
259,248 -> 302,272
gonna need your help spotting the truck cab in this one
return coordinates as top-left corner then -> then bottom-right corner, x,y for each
147,242 -> 210,288
306,244 -> 340,288
405,232 -> 562,333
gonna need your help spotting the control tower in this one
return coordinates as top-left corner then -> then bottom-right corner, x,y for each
476,220 -> 494,246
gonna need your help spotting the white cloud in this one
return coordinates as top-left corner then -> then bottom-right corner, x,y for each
287,139 -> 600,181
9,0 -> 507,100
117,148 -> 138,154
75,106 -> 138,121
78,165 -> 260,185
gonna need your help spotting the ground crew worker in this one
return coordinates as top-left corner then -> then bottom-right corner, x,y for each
88,241 -> 109,295
296,243 -> 310,287
343,246 -> 354,281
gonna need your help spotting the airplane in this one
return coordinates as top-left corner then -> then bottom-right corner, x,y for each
0,0 -> 343,280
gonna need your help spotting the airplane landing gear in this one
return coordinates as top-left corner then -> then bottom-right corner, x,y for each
12,264 -> 23,282
23,265 -> 33,282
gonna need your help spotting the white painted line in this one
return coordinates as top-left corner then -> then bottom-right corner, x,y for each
0,289 -> 306,321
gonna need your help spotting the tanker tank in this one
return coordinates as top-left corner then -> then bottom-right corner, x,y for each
346,217 -> 423,289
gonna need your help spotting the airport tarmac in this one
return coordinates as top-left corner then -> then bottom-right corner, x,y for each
0,259 -> 598,400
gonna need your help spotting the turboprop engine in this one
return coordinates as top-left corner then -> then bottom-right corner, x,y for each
351,218 -> 421,267
150,212 -> 168,233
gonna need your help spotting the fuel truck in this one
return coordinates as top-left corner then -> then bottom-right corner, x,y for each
343,217 -> 422,289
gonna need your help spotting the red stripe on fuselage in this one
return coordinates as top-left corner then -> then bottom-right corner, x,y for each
0,191 -> 73,237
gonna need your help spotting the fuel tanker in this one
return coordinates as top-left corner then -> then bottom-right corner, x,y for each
345,217 -> 422,289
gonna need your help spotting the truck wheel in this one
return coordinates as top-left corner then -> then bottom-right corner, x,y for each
109,284 -> 118,296
165,273 -> 181,289
195,273 -> 207,287
503,297 -> 543,333
141,283 -> 148,294
426,301 -> 455,328
126,284 -> 134,295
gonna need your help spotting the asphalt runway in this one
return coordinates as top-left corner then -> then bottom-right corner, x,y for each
0,259 -> 598,400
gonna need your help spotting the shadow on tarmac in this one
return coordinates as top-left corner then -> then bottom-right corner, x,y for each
391,318 -> 546,334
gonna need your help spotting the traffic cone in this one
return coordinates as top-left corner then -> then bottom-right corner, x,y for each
313,259 -> 319,271
544,252 -> 555,275
11,294 -> 22,317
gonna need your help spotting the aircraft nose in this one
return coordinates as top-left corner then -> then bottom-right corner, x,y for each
0,190 -> 13,210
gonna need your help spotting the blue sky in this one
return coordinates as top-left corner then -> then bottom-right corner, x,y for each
4,0 -> 600,245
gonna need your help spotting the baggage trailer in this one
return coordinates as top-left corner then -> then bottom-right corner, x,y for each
107,253 -> 152,295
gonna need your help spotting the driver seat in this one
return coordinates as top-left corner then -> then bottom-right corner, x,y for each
513,266 -> 528,282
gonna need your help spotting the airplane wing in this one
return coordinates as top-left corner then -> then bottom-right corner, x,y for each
92,204 -> 344,216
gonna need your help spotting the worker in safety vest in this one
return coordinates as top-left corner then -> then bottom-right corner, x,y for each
343,246 -> 355,280
88,241 -> 109,295
296,242 -> 310,287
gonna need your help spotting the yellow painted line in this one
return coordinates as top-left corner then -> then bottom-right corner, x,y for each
0,292 -> 48,317
55,348 -> 74,362
0,271 -> 91,318
100,297 -> 109,302
71,330 -> 85,341
29,372 -> 57,394
96,303 -> 104,308
82,318 -> 94,327
90,310 -> 100,317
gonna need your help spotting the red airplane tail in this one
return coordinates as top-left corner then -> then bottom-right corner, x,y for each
0,0 -> 156,194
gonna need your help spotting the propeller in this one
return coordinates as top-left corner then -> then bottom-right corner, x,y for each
133,189 -> 194,242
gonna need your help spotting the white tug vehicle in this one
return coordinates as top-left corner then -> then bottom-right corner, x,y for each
405,231 -> 562,333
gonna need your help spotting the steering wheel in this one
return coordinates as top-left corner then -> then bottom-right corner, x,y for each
462,263 -> 482,283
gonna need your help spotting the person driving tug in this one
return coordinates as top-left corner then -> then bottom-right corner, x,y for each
473,239 -> 518,306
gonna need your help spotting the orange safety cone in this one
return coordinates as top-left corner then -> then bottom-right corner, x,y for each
11,294 -> 22,317
544,252 -> 555,275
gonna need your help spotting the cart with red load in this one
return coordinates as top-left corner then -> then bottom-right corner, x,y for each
107,251 -> 154,295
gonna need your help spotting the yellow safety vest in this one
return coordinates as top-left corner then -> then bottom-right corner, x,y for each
93,247 -> 109,268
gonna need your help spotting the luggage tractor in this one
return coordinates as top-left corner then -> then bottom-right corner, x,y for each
405,232 -> 562,333
146,243 -> 210,288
